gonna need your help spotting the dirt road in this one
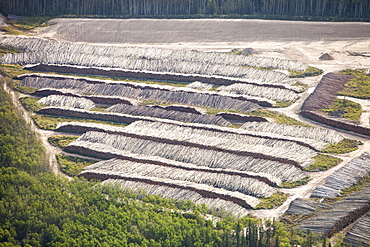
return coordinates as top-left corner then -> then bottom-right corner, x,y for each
2,82 -> 73,179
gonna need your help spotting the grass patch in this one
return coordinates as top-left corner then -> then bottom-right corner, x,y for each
280,177 -> 310,188
2,16 -> 53,35
273,101 -> 293,108
320,98 -> 362,121
205,107 -> 239,115
0,25 -> 23,35
321,139 -> 362,154
14,85 -> 38,94
139,100 -> 173,106
111,77 -> 189,88
90,106 -> 109,112
292,81 -> 309,92
48,135 -> 79,148
10,16 -> 53,30
248,109 -> 311,126
304,154 -> 342,172
229,123 -> 244,128
229,49 -> 251,56
339,69 -> 370,99
289,66 -> 323,78
19,97 -> 44,112
0,64 -> 28,78
32,71 -> 191,88
323,176 -> 370,204
56,154 -> 96,177
32,114 -> 127,130
255,192 -> 288,209
0,46 -> 24,56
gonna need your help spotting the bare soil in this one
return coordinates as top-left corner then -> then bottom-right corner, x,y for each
39,18 -> 370,43
36,18 -> 370,75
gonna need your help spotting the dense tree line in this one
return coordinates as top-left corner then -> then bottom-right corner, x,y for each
0,75 -> 325,246
0,0 -> 369,18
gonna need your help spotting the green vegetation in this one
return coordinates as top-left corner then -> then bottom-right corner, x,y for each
304,154 -> 342,172
0,25 -> 23,35
1,16 -> 52,35
10,16 -> 52,30
321,98 -> 362,121
292,81 -> 309,93
205,107 -> 238,115
274,101 -> 293,108
339,69 -> 370,99
0,45 -> 24,56
230,123 -> 244,128
56,154 -> 96,176
248,109 -> 311,126
32,114 -> 127,130
255,192 -> 288,209
48,135 -> 78,148
229,49 -> 251,56
139,100 -> 173,106
90,105 -> 109,112
323,176 -> 370,204
280,177 -> 310,188
321,139 -> 362,154
19,96 -> 44,112
14,84 -> 38,94
0,79 -> 47,174
289,66 -> 323,78
0,64 -> 27,78
37,71 -> 190,88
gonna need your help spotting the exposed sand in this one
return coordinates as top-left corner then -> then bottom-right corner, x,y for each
36,18 -> 370,74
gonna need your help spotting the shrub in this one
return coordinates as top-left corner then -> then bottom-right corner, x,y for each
304,154 -> 342,172
320,98 -> 362,121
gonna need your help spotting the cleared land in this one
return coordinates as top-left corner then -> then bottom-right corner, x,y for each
35,18 -> 370,77
2,18 -> 370,229
39,19 -> 370,43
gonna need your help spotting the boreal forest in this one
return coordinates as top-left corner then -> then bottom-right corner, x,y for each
1,0 -> 369,18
